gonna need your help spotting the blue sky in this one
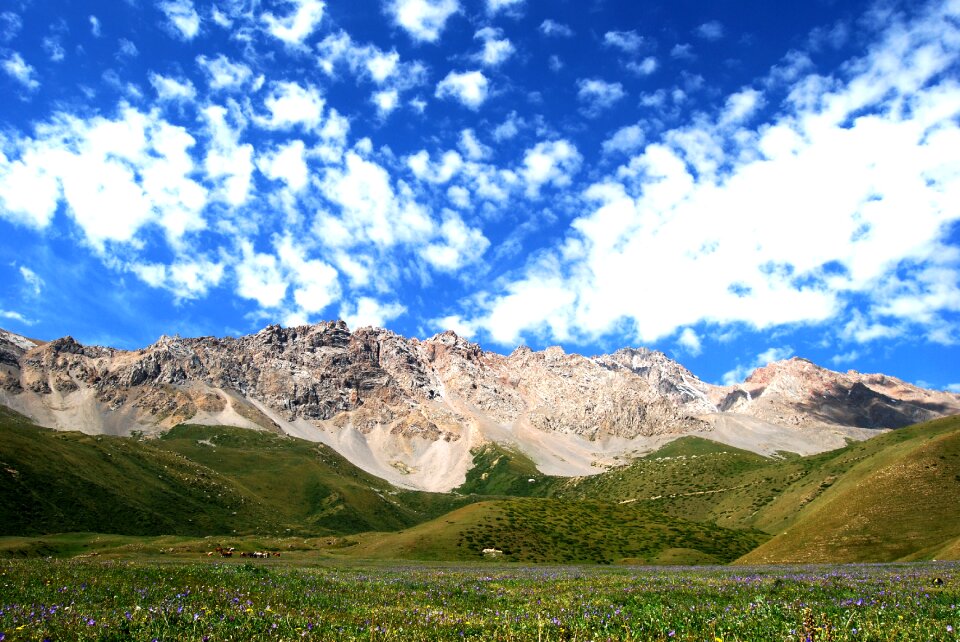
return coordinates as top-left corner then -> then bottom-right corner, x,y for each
1,0 -> 959,389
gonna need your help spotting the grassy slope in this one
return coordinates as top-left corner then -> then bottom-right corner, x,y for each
455,443 -> 560,497
0,407 -> 467,538
738,416 -> 960,564
341,497 -> 768,565
4,399 -> 959,565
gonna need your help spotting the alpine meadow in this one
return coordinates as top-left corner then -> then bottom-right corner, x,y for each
2,0 -> 960,639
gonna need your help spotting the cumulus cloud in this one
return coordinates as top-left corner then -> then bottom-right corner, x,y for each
318,151 -> 433,249
462,0 -> 960,350
0,105 -> 208,248
257,140 -> 309,192
696,20 -> 725,41
262,0 -> 325,46
474,27 -> 515,67
158,0 -> 201,40
436,70 -> 489,109
520,139 -> 581,197
0,12 -> 22,42
603,30 -> 645,53
202,104 -> 254,208
149,73 -> 197,102
627,57 -> 658,76
577,78 -> 626,115
539,19 -> 573,37
258,81 -> 326,131
89,15 -> 102,37
196,55 -> 253,91
316,30 -> 426,111
341,296 -> 405,330
602,124 -> 645,156
2,52 -> 39,91
677,327 -> 702,356
386,0 -> 459,43
486,0 -> 523,15
421,210 -> 490,270
132,258 -> 225,301
118,38 -> 139,59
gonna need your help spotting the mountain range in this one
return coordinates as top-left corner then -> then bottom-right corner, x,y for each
2,323 -> 958,492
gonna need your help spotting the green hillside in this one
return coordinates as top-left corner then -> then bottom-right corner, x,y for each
3,400 -> 959,565
342,497 -> 768,565
0,407 -> 467,537
738,416 -> 960,563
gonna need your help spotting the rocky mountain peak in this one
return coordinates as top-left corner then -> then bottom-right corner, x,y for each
2,322 -> 959,492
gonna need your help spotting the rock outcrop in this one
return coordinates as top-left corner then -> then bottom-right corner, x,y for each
1,324 -> 958,491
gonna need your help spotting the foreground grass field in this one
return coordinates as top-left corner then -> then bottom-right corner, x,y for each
0,559 -> 956,641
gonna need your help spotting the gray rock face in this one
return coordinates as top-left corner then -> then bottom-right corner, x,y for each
1,323 -> 959,490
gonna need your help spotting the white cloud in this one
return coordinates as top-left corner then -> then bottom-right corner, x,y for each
434,314 -> 477,337
696,20 -> 725,41
604,30 -> 644,53
539,19 -> 573,37
372,89 -> 399,116
520,139 -> 581,197
19,266 -> 44,295
421,210 -> 489,270
436,70 -> 489,110
132,258 -> 225,300
946,383 -> 960,393
2,52 -> 39,91
202,104 -> 254,208
447,185 -> 470,208
276,236 -> 340,315
602,124 -> 645,156
158,0 -> 201,40
577,78 -> 625,115
0,12 -> 22,42
316,31 -> 426,99
89,15 -> 102,37
0,309 -> 29,323
43,37 -> 65,62
262,0 -> 325,47
720,88 -> 763,125
406,149 -> 463,183
257,140 -> 309,192
196,55 -> 253,91
118,39 -> 139,58
459,129 -> 490,160
677,327 -> 702,356
318,151 -> 434,249
486,0 -> 523,14
341,297 -> 405,330
671,43 -> 695,60
473,27 -> 515,67
386,0 -> 459,43
461,0 -> 960,349
627,57 -> 658,76
493,111 -> 523,141
236,242 -> 287,308
258,81 -> 325,131
149,73 -> 197,102
0,106 -> 208,248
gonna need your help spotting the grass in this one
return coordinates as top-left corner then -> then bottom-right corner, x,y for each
455,444 -> 559,497
3,401 -> 960,565
0,408 -> 469,538
0,559 -> 957,640
343,498 -> 767,565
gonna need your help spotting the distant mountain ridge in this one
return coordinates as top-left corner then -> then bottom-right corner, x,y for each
1,323 -> 958,491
